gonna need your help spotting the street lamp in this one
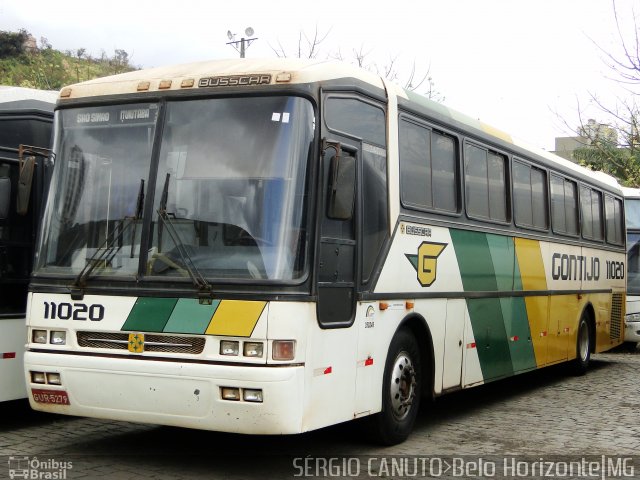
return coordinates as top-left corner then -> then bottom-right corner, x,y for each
227,27 -> 257,58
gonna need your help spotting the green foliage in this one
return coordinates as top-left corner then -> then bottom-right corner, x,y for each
0,29 -> 137,90
0,29 -> 29,58
573,138 -> 640,187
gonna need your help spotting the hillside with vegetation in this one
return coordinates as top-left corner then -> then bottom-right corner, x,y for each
0,29 -> 137,90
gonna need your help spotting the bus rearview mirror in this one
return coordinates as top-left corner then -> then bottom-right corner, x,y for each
328,153 -> 356,220
16,156 -> 35,215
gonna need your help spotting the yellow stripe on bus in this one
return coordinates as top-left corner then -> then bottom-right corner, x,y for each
205,300 -> 266,337
514,238 -> 548,367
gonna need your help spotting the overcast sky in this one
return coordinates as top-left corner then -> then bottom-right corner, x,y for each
1,0 -> 637,151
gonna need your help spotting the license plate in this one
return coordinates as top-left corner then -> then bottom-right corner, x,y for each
31,388 -> 70,405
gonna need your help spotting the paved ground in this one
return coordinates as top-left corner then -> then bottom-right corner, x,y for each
1,347 -> 639,479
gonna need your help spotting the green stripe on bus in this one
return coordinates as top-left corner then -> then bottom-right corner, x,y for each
486,234 -> 514,291
451,230 -> 537,377
122,297 -> 178,332
501,297 -> 537,372
450,229 -> 498,291
467,298 -> 514,380
513,251 -> 524,291
163,299 -> 221,334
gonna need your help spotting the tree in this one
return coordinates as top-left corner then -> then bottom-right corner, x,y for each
0,29 -> 30,58
269,27 -> 444,101
571,0 -> 640,186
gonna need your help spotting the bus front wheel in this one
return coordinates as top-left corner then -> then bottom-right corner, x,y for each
367,328 -> 422,445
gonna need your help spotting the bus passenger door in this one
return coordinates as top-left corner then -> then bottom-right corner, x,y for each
316,142 -> 357,328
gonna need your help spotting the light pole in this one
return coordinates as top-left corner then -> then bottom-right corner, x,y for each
227,27 -> 257,58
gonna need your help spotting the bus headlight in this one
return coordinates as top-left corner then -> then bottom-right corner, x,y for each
46,372 -> 62,385
32,330 -> 47,344
30,371 -> 46,384
220,387 -> 241,401
625,313 -> 640,323
243,342 -> 264,358
220,340 -> 239,356
50,331 -> 66,345
243,389 -> 263,403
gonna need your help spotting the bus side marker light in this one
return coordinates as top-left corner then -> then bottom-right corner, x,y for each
379,302 -> 389,311
564,327 -> 570,333
60,88 -> 72,98
243,389 -> 263,403
181,78 -> 195,88
2,352 -> 16,359
364,357 -> 374,366
272,340 -> 295,361
276,72 -> 292,82
540,331 -> 548,337
32,330 -> 47,344
510,336 -> 519,342
405,301 -> 415,310
466,343 -> 476,349
220,387 -> 241,401
159,80 -> 172,89
30,371 -> 46,384
137,81 -> 150,91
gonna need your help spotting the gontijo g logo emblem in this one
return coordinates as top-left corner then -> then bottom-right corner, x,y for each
405,242 -> 447,287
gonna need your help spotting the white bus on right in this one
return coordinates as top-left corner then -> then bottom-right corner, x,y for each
623,186 -> 640,350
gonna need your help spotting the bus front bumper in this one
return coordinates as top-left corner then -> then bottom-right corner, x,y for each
24,350 -> 305,435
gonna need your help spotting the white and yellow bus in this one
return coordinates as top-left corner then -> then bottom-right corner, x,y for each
25,59 -> 625,444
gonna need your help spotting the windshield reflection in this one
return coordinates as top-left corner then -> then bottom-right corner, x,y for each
37,103 -> 157,277
35,97 -> 313,284
148,96 -> 313,281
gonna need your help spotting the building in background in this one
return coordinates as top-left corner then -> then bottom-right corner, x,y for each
553,119 -> 618,162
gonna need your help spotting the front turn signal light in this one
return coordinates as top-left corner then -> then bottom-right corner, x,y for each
272,340 -> 295,361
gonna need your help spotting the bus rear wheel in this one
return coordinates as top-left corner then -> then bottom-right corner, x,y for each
571,313 -> 592,375
367,328 -> 422,445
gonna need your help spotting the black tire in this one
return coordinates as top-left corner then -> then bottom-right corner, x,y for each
571,313 -> 592,375
366,328 -> 422,445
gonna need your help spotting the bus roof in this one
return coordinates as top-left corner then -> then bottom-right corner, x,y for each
622,186 -> 640,198
55,58 -> 621,193
56,58 -> 385,99
0,86 -> 57,113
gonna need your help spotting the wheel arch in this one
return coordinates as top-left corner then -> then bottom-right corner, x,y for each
397,313 -> 435,400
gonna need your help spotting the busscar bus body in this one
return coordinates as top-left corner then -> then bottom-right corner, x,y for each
24,60 -> 625,444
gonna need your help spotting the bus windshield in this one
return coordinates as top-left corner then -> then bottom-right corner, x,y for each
36,96 -> 314,283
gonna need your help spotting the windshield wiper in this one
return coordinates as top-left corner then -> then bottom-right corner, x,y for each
155,173 -> 213,300
70,179 -> 145,298
130,179 -> 145,258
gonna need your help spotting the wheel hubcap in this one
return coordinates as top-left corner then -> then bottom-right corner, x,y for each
578,321 -> 589,362
389,352 -> 417,420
